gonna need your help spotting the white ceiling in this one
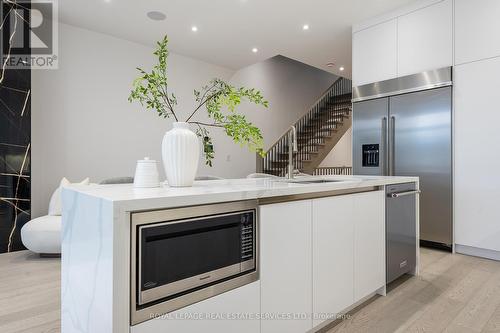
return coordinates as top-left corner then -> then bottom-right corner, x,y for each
59,0 -> 418,77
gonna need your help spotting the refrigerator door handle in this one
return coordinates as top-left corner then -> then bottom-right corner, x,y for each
389,116 -> 396,176
381,117 -> 388,175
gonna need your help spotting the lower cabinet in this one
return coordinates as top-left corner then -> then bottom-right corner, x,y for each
312,195 -> 354,327
260,200 -> 313,333
311,190 -> 385,327
261,190 -> 386,331
353,191 -> 386,301
130,281 -> 260,333
133,190 -> 386,333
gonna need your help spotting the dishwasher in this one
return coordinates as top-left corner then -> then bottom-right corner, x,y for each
386,183 -> 419,284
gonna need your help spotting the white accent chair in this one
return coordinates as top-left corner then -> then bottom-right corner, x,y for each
21,177 -> 90,257
21,216 -> 61,256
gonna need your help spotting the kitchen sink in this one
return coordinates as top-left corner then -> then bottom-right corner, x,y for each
281,179 -> 346,184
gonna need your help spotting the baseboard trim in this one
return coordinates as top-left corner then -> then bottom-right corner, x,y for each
311,290 -> 381,333
455,244 -> 500,261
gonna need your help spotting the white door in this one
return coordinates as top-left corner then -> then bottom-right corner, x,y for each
352,19 -> 397,86
260,200 -> 313,333
454,58 -> 500,253
455,0 -> 500,65
397,0 -> 452,76
353,190 -> 385,302
312,195 -> 354,328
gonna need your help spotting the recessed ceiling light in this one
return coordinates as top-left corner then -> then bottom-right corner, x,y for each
252,48 -> 258,53
191,26 -> 198,32
146,11 -> 166,21
326,62 -> 335,67
302,24 -> 309,30
339,66 -> 345,71
104,0 -> 111,3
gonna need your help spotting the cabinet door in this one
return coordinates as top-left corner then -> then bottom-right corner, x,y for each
130,281 -> 260,333
397,0 -> 452,76
352,19 -> 397,86
260,200 -> 312,333
455,59 -> 500,253
353,190 -> 385,302
455,0 -> 500,65
312,195 -> 354,328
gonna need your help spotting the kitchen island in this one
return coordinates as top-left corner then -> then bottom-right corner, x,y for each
61,175 -> 419,333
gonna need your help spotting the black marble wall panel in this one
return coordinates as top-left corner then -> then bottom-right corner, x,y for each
0,4 -> 31,253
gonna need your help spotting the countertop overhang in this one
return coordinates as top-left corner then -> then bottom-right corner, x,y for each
64,175 -> 419,211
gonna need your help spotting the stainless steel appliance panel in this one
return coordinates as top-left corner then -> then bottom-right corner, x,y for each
386,183 -> 418,284
352,66 -> 452,102
353,98 -> 389,176
389,87 -> 452,245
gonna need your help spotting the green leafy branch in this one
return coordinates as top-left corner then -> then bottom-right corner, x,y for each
128,35 -> 269,166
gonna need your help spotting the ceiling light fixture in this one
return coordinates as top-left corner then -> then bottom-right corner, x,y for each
191,26 -> 198,32
252,48 -> 258,53
326,62 -> 335,67
339,66 -> 345,71
302,24 -> 309,30
146,11 -> 166,21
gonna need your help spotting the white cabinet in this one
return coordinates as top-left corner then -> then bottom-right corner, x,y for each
397,0 -> 452,76
455,0 -> 500,65
454,59 -> 500,253
130,281 -> 260,333
352,19 -> 397,86
312,195 -> 354,328
260,200 -> 313,333
353,191 -> 385,302
311,190 -> 385,327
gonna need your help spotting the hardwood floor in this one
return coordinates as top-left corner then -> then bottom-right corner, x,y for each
326,248 -> 500,333
1,248 -> 500,333
0,251 -> 60,333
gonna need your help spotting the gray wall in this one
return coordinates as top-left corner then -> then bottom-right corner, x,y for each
231,55 -> 338,150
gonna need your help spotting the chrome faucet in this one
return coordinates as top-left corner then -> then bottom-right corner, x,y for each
287,125 -> 298,179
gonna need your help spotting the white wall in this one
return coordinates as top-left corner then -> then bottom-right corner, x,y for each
231,55 -> 337,150
31,23 -> 235,217
32,25 -> 336,217
319,128 -> 352,167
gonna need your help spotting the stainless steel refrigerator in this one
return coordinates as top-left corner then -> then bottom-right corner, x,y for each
352,67 -> 453,249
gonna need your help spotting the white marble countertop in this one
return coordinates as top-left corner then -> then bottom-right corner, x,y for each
65,175 -> 418,211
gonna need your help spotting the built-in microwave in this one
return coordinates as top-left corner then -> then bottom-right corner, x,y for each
130,200 -> 258,325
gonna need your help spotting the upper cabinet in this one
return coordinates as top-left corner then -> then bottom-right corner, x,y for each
455,0 -> 500,65
352,19 -> 397,87
352,0 -> 453,86
397,0 -> 453,76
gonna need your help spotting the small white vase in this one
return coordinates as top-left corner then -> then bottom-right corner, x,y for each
162,122 -> 200,187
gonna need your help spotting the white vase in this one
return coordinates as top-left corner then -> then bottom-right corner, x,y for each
161,122 -> 200,187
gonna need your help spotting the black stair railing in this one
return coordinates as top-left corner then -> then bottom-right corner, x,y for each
259,77 -> 352,176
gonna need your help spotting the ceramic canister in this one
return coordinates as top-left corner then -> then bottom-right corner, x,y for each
134,157 -> 160,188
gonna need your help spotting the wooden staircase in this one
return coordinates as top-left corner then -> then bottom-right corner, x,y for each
258,77 -> 352,176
